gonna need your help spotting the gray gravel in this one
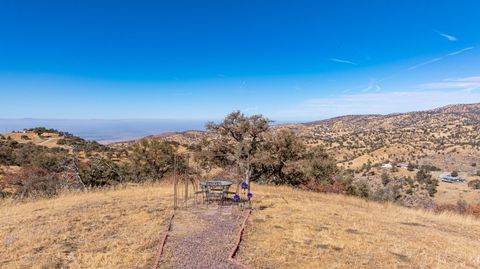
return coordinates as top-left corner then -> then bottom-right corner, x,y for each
158,206 -> 244,269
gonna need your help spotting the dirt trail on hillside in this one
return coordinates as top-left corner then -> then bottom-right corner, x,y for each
157,206 -> 244,269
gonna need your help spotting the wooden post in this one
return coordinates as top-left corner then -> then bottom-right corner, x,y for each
173,154 -> 177,210
184,154 -> 189,208
247,154 -> 251,209
247,154 -> 251,192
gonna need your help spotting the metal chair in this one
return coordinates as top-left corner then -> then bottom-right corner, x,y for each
194,183 -> 209,204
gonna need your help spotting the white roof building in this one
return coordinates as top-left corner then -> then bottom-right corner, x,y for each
381,163 -> 393,169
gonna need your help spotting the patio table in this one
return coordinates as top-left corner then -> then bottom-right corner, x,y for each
199,180 -> 233,203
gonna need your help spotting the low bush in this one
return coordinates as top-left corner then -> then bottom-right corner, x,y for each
1,167 -> 64,199
435,200 -> 480,218
302,180 -> 346,194
468,179 -> 480,189
419,164 -> 441,172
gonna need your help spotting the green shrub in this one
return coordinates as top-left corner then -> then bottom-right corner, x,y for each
419,164 -> 441,172
468,179 -> 480,189
381,172 -> 390,186
416,168 -> 438,197
354,179 -> 370,199
407,162 -> 416,171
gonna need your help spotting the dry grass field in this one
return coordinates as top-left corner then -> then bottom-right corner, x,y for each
434,180 -> 480,205
237,184 -> 480,269
2,183 -> 480,269
0,184 -> 172,269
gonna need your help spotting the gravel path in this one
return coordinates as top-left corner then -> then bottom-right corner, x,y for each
158,206 -> 244,269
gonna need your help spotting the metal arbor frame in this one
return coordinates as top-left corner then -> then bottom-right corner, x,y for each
172,153 -> 193,210
172,151 -> 253,210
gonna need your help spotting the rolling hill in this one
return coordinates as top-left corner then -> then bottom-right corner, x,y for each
137,103 -> 480,173
289,103 -> 480,171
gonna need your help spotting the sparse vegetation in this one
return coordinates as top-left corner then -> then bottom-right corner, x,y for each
0,130 -> 118,197
468,179 -> 480,189
0,139 -> 69,169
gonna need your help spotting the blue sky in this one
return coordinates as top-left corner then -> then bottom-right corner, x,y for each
1,1 -> 480,121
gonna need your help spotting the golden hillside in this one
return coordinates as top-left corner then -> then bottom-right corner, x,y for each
144,103 -> 480,172
295,103 -> 480,171
2,132 -> 69,149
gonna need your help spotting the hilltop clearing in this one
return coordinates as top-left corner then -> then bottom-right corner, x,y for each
1,184 -> 480,268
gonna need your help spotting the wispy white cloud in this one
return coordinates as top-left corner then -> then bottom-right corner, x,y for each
361,78 -> 381,92
447,46 -> 474,56
418,76 -> 480,91
283,89 -> 480,120
407,46 -> 475,71
239,80 -> 246,89
330,58 -> 357,65
279,76 -> 480,120
407,57 -> 443,71
435,30 -> 457,41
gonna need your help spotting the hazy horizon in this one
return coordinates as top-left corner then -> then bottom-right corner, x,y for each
0,119 -> 207,143
2,101 -> 477,143
0,117 -> 303,143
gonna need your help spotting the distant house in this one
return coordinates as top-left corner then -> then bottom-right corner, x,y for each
396,162 -> 409,169
440,175 -> 466,183
381,163 -> 393,169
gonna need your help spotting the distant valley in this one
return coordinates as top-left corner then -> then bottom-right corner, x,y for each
0,118 -> 206,144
